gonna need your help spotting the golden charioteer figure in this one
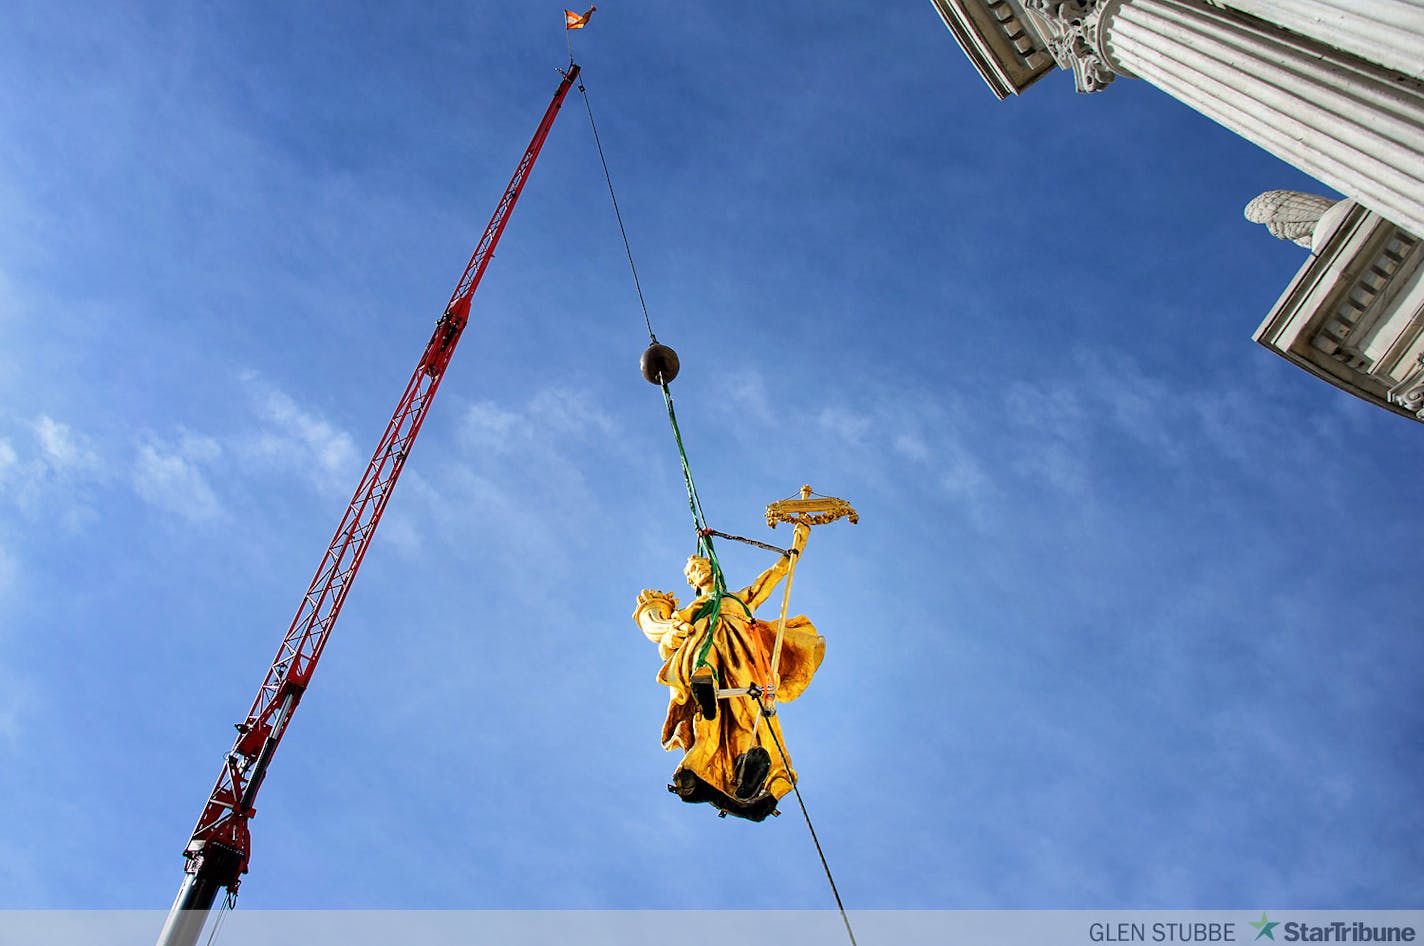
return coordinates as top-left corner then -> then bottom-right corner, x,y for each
633,486 -> 856,821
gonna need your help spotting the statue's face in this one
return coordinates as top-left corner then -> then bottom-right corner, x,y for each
684,556 -> 712,591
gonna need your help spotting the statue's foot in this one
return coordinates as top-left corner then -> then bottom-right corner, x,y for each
669,767 -> 723,808
668,768 -> 780,823
690,668 -> 717,720
732,746 -> 771,799
736,791 -> 779,823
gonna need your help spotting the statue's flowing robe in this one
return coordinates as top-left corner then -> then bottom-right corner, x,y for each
637,583 -> 825,802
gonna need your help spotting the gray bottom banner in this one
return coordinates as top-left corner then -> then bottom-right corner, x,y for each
3,910 -> 1422,946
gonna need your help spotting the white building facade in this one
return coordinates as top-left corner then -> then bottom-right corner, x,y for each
932,0 -> 1424,423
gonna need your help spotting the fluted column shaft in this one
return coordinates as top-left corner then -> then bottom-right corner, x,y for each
1099,0 -> 1424,237
1217,0 -> 1424,82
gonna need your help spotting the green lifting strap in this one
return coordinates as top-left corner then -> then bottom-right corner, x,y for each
660,382 -> 750,672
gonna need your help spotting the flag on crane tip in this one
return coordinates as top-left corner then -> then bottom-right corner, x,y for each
565,5 -> 595,29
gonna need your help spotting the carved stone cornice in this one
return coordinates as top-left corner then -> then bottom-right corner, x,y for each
1020,0 -> 1128,93
929,0 -> 1057,99
1254,200 -> 1424,425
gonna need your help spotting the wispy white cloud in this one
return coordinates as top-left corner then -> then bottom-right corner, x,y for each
733,338 -> 1359,540
708,382 -> 1008,525
0,416 -> 104,529
1015,438 -> 1090,496
938,447 -> 994,506
237,376 -> 360,495
389,387 -> 625,575
131,433 -> 224,522
470,390 -> 613,468
1070,350 -> 1184,460
0,267 -> 14,322
461,401 -> 520,447
460,388 -> 618,455
31,415 -> 99,475
884,412 -> 1002,523
892,431 -> 929,461
0,657 -> 22,749
0,540 -> 16,600
815,406 -> 873,444
1003,380 -> 1093,496
721,372 -> 776,428
32,416 -> 93,470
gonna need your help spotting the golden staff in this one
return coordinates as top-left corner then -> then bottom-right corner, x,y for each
761,485 -> 857,712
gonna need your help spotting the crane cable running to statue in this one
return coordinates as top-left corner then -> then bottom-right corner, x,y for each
570,16 -> 858,946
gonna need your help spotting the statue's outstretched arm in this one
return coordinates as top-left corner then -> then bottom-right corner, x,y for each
741,522 -> 809,610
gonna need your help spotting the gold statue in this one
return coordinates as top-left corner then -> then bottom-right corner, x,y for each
633,486 -> 855,821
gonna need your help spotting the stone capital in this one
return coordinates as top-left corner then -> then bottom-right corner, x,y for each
1387,356 -> 1424,421
1021,0 -> 1128,93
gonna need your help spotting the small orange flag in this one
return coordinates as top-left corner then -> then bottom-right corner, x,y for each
565,5 -> 595,29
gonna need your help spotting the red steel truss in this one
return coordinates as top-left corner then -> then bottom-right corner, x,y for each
161,65 -> 580,941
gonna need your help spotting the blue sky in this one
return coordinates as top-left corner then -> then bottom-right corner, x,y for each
1,0 -> 1420,915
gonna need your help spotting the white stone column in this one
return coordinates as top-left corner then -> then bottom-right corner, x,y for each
1094,0 -> 1424,237
1017,0 -> 1424,237
1216,0 -> 1424,82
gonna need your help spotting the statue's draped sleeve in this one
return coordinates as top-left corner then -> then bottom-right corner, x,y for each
740,524 -> 809,611
752,616 -> 823,702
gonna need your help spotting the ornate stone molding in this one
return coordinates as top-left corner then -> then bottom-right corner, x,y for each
1387,355 -> 1424,420
929,0 -> 1057,99
1308,227 -> 1418,374
1021,0 -> 1127,92
1254,200 -> 1424,425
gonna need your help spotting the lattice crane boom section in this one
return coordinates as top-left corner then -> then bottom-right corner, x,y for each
178,64 -> 581,884
446,101 -> 564,311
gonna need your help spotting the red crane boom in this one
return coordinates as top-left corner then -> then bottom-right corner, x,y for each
156,63 -> 581,946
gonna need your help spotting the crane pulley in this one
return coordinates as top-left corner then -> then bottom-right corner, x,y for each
155,62 -> 581,946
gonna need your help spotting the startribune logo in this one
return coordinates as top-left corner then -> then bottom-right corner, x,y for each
1248,913 -> 1417,943
1254,914 -> 1282,941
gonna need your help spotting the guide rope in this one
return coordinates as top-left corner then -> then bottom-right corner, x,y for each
760,701 -> 859,946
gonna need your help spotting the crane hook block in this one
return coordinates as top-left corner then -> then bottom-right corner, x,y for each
640,341 -> 680,385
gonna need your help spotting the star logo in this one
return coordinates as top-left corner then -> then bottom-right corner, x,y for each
1251,912 -> 1281,940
